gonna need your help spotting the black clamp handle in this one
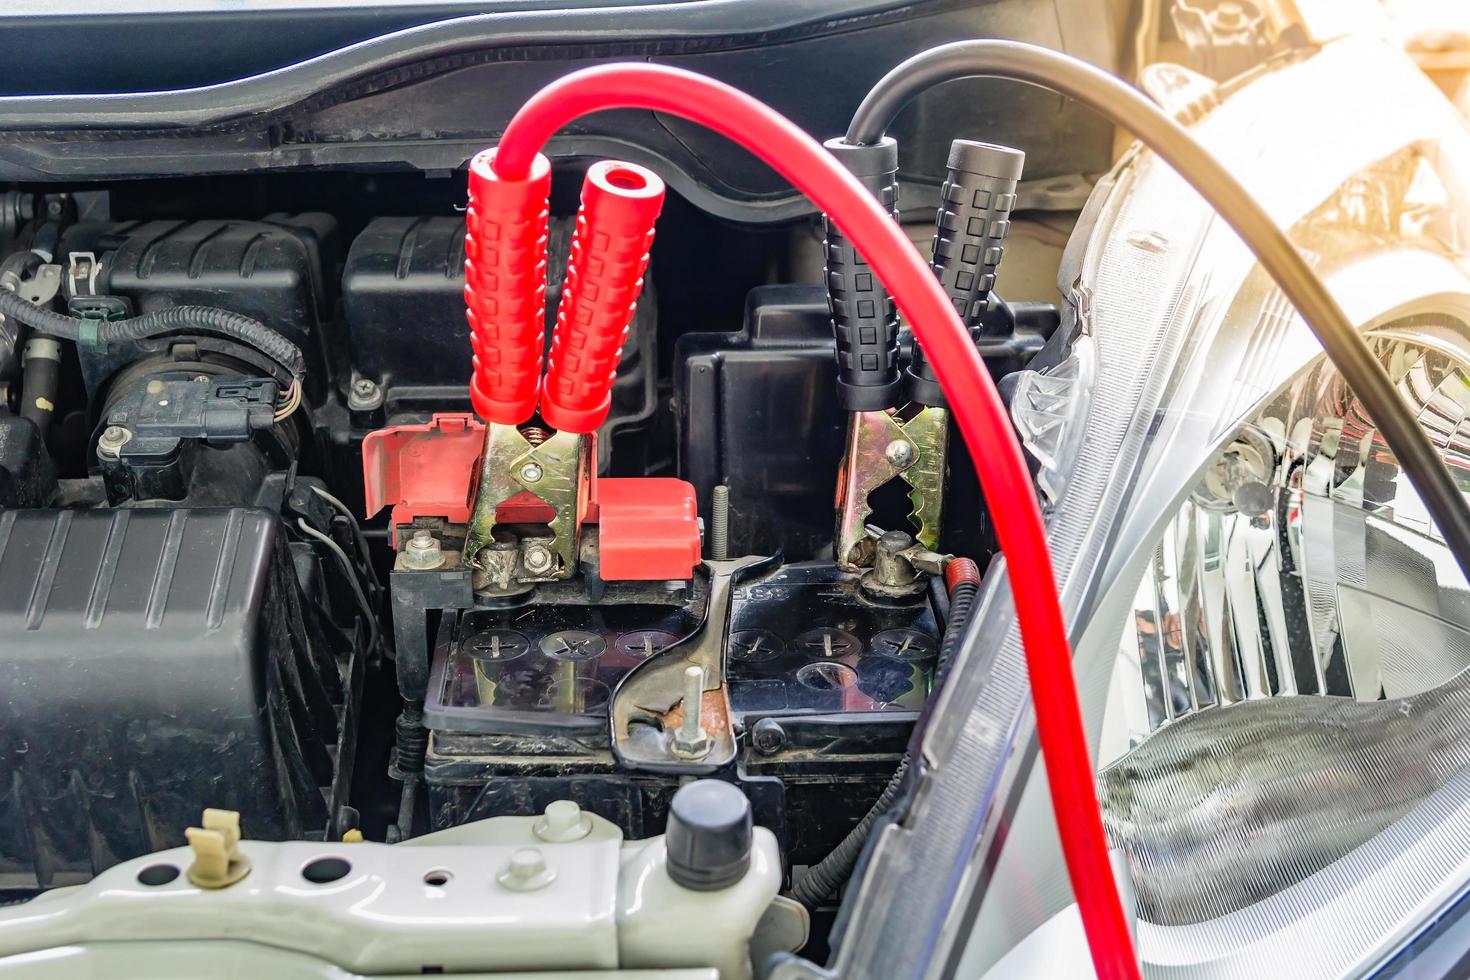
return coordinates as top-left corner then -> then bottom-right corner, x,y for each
909,139 -> 1025,407
823,136 -> 906,412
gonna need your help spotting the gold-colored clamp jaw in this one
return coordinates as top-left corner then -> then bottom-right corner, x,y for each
834,406 -> 949,572
463,422 -> 592,593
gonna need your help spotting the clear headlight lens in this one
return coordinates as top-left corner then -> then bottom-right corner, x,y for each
877,34 -> 1470,980
1103,329 -> 1470,928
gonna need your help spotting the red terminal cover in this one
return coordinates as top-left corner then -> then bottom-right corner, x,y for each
465,147 -> 552,425
540,160 -> 665,434
362,413 -> 485,533
361,415 -> 696,581
596,477 -> 701,581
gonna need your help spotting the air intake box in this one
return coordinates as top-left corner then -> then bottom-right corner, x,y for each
0,508 -> 354,890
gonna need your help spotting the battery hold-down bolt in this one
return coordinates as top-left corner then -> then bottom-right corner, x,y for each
670,664 -> 711,759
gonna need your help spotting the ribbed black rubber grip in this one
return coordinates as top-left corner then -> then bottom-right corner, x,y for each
823,136 -> 905,411
909,139 -> 1025,407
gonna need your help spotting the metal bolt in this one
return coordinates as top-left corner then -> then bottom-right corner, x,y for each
709,484 -> 730,560
401,529 -> 445,570
751,718 -> 788,756
670,665 -> 711,759
884,439 -> 915,467
519,462 -> 544,484
97,425 -> 131,459
348,377 -> 383,411
522,543 -> 555,574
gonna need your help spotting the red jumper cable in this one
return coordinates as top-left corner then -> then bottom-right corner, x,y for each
482,64 -> 1138,979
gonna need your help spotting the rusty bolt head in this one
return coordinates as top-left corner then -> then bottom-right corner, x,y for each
522,543 -> 555,574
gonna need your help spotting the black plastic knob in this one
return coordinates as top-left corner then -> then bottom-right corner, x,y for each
664,779 -> 753,891
823,136 -> 906,412
909,139 -> 1025,407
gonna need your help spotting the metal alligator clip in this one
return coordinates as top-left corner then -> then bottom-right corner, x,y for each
826,136 -> 1025,571
461,156 -> 665,593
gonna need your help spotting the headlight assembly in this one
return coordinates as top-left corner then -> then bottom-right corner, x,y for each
1104,328 -> 1470,931
822,32 -> 1470,980
1057,47 -> 1470,979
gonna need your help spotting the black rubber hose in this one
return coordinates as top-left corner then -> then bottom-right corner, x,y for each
791,565 -> 981,908
844,39 -> 1470,583
19,340 -> 60,439
0,290 -> 305,378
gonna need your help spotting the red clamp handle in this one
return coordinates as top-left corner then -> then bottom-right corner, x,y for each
465,148 -> 552,425
540,160 -> 665,434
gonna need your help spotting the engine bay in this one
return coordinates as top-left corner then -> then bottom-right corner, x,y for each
0,94 -> 1065,959
6,3 -> 1470,978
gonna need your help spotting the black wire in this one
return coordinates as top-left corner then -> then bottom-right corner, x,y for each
0,290 -> 305,379
845,39 -> 1470,582
791,572 -> 980,908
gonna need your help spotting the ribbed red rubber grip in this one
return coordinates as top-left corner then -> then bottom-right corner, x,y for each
540,160 -> 665,434
464,148 -> 552,425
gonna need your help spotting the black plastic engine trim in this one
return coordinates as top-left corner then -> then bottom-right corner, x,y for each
0,0 -> 1117,223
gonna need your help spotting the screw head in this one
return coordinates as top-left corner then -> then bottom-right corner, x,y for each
348,377 -> 383,411
751,718 -> 788,756
884,439 -> 915,467
519,462 -> 544,484
522,543 -> 555,574
97,425 -> 131,458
